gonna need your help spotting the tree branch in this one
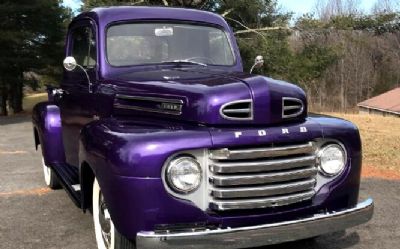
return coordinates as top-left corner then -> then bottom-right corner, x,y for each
235,27 -> 288,35
221,8 -> 234,17
129,0 -> 145,5
224,16 -> 269,41
162,0 -> 169,6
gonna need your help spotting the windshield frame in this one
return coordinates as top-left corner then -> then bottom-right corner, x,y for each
105,20 -> 237,68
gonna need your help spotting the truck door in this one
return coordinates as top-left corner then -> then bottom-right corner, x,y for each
59,20 -> 98,167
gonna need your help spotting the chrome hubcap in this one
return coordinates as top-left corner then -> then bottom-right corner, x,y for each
98,192 -> 112,248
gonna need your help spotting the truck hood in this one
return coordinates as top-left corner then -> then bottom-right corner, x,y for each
105,68 -> 307,125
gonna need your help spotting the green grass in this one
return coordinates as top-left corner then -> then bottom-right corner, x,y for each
22,93 -> 48,113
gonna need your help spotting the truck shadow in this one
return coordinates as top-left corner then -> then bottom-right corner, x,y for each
0,115 -> 30,126
257,231 -> 360,249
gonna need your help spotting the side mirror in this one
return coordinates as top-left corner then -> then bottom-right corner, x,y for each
250,55 -> 264,74
62,56 -> 93,93
63,56 -> 77,71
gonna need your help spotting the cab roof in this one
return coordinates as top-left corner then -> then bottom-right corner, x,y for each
74,6 -> 230,29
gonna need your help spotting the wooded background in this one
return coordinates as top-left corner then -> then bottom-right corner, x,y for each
1,0 -> 399,116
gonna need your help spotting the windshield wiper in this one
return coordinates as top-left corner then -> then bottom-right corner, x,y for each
161,60 -> 207,67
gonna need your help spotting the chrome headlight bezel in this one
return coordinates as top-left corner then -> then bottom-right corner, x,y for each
165,156 -> 202,194
317,143 -> 347,177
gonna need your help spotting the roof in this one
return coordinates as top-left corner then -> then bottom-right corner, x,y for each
358,87 -> 400,115
75,6 -> 229,29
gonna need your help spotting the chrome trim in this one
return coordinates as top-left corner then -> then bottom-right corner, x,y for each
211,178 -> 316,198
166,157 -> 202,194
115,94 -> 184,104
209,142 -> 314,160
210,190 -> 315,210
219,99 -> 253,121
210,155 -> 317,174
282,97 -> 304,119
114,94 -> 183,115
114,103 -> 182,115
317,142 -> 347,177
136,199 -> 374,249
161,150 -> 210,211
208,141 -> 318,210
222,108 -> 252,114
210,167 -> 318,186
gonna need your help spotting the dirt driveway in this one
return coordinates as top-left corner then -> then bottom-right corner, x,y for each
0,115 -> 399,249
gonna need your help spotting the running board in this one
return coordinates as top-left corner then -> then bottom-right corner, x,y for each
50,163 -> 82,208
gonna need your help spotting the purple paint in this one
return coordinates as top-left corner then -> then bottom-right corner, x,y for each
31,6 -> 372,247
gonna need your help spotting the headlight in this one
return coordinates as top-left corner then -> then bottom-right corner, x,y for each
166,157 -> 202,194
317,143 -> 347,176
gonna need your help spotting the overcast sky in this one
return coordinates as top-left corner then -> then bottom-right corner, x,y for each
62,0 -> 380,15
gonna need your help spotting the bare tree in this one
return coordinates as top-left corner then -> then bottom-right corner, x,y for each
372,0 -> 399,14
314,0 -> 361,21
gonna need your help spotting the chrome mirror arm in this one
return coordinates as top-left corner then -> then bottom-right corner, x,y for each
250,55 -> 264,74
75,64 -> 93,93
250,64 -> 257,74
63,56 -> 93,93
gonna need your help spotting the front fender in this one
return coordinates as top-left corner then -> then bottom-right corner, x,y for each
32,102 -> 66,165
77,117 -> 364,240
78,118 -> 213,238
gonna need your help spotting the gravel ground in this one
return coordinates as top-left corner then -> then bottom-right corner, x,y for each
0,115 -> 399,249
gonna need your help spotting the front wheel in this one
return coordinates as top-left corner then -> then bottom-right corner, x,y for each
41,151 -> 60,189
92,178 -> 136,249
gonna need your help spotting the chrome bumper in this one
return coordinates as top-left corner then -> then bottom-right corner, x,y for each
136,198 -> 373,249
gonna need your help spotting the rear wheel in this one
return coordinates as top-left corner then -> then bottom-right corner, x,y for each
93,178 -> 136,249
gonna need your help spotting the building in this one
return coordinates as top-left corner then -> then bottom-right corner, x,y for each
358,87 -> 400,117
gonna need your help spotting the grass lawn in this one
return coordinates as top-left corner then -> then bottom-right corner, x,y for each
23,93 -> 48,113
326,113 -> 400,174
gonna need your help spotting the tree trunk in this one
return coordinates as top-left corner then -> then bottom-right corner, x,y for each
9,81 -> 23,114
0,87 -> 8,116
340,58 -> 345,111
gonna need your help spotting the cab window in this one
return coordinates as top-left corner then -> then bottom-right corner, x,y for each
71,26 -> 96,68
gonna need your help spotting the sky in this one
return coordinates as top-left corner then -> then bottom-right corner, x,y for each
278,0 -> 377,17
62,0 -> 379,15
62,0 -> 82,12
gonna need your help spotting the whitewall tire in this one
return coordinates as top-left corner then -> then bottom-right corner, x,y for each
41,146 -> 60,189
92,178 -> 135,249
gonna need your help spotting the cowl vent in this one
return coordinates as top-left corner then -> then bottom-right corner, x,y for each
282,97 -> 304,118
220,100 -> 253,121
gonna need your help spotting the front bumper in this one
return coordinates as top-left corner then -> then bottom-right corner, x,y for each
136,198 -> 373,249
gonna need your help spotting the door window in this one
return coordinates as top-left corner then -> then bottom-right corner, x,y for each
71,26 -> 96,68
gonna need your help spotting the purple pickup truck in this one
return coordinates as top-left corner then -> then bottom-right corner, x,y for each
32,6 -> 373,249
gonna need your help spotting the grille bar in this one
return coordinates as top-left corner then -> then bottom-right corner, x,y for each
209,142 -> 314,160
219,99 -> 253,121
210,155 -> 316,174
210,166 -> 318,186
210,190 -> 316,211
222,108 -> 252,114
208,142 -> 317,211
211,178 -> 316,199
282,97 -> 304,118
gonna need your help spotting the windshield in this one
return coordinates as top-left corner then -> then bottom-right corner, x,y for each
106,23 -> 235,67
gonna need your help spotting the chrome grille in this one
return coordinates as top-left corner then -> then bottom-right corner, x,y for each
282,97 -> 304,118
220,100 -> 253,121
208,142 -> 317,211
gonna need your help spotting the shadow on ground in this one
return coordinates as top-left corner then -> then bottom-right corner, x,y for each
0,115 -> 31,126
